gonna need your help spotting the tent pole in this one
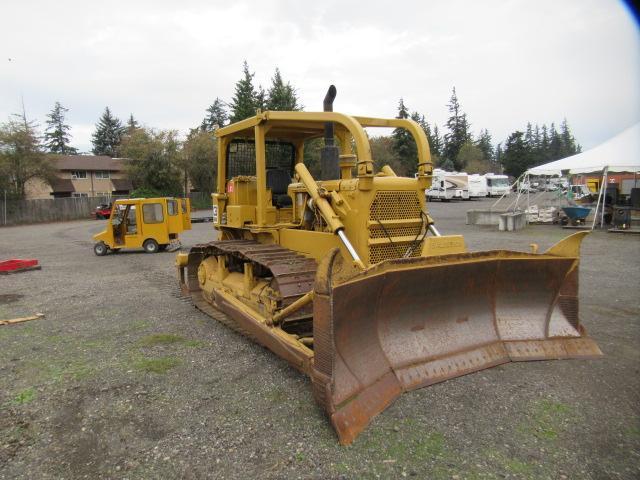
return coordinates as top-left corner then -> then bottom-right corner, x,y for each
526,172 -> 530,215
591,168 -> 606,230
600,166 -> 608,228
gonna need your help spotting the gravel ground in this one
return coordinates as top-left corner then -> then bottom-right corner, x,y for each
1,197 -> 638,480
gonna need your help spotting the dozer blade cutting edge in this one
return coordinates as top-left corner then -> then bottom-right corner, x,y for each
311,231 -> 602,444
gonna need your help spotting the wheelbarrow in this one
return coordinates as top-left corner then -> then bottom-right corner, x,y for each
562,206 -> 591,226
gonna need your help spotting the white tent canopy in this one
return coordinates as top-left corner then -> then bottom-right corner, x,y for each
527,123 -> 640,176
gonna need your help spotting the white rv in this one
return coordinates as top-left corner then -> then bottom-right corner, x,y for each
484,173 -> 511,197
467,174 -> 488,198
426,170 -> 470,201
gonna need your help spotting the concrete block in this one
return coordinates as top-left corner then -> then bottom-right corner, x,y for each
498,211 -> 527,231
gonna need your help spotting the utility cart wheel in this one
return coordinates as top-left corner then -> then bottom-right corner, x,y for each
94,242 -> 108,256
143,239 -> 159,254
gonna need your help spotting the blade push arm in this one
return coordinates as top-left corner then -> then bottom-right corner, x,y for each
294,163 -> 364,269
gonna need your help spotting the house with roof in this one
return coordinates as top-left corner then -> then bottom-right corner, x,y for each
25,155 -> 133,199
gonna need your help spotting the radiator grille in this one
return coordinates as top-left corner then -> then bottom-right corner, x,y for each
369,191 -> 421,221
369,224 -> 422,239
368,191 -> 423,264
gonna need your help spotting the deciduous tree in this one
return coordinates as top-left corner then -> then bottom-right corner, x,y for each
456,141 -> 486,172
0,114 -> 54,198
183,130 -> 217,193
119,128 -> 182,196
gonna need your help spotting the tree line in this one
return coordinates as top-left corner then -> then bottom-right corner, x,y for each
0,62 -> 581,200
0,62 -> 301,199
384,87 -> 580,179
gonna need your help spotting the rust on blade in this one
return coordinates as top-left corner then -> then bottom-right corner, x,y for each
312,246 -> 602,445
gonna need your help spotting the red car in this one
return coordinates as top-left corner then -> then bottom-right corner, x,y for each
95,203 -> 112,220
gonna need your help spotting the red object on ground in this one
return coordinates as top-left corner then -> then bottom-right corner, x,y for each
95,203 -> 112,219
0,259 -> 41,274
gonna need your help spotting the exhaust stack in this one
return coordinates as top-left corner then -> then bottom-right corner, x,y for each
320,85 -> 340,180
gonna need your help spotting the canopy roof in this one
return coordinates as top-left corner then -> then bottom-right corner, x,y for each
527,123 -> 640,175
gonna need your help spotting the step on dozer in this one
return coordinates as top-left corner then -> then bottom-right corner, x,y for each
177,86 -> 602,444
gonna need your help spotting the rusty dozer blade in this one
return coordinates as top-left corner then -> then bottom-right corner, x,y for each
311,232 -> 602,445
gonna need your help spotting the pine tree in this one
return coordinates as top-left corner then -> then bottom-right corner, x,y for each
91,107 -> 125,157
44,102 -> 77,154
540,124 -> 550,161
391,99 -> 417,176
443,87 -> 471,170
548,122 -> 562,160
501,131 -> 532,178
524,122 -> 534,149
494,143 -> 503,171
560,118 -> 580,157
431,124 -> 443,160
229,61 -> 259,123
475,129 -> 494,162
256,85 -> 266,111
127,114 -> 140,133
201,98 -> 228,131
266,68 -> 300,111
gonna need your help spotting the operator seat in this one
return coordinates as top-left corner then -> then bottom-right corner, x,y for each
266,169 -> 293,208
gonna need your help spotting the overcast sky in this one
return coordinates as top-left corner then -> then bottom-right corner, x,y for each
1,0 -> 638,153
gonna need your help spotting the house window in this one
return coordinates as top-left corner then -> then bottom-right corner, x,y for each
94,171 -> 110,179
142,203 -> 164,224
71,170 -> 87,179
72,193 -> 89,198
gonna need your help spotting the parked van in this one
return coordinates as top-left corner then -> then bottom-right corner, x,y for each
426,170 -> 470,201
467,174 -> 488,198
485,174 -> 511,197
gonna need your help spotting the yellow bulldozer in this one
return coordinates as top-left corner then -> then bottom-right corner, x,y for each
176,86 -> 601,445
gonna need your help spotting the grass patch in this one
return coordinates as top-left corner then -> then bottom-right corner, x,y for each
625,426 -> 640,437
139,333 -> 204,348
358,418 -> 447,465
134,356 -> 181,374
13,388 -> 35,405
483,449 -> 539,479
518,399 -> 574,441
505,458 -> 534,475
414,431 -> 445,458
266,385 -> 287,403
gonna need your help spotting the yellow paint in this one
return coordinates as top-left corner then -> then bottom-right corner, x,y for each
93,197 -> 191,252
545,231 -> 589,258
421,235 -> 467,256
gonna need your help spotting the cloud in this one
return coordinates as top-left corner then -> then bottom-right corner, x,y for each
1,0 -> 638,152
